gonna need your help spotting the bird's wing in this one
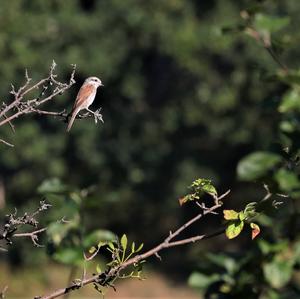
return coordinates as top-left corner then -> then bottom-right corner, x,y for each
73,83 -> 95,109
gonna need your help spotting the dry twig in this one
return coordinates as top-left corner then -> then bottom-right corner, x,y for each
0,201 -> 51,247
0,61 -> 103,146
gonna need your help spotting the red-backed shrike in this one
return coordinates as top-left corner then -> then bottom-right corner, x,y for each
67,76 -> 104,132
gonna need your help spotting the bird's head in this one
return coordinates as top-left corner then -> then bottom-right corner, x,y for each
85,76 -> 104,88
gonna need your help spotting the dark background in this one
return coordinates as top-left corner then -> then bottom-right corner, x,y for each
1,0 -> 300,298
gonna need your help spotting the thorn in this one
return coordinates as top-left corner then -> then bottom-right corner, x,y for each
155,252 -> 162,261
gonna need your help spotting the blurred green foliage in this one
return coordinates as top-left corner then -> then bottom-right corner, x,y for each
2,0 -> 300,298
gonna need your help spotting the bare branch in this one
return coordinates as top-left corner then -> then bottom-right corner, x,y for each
0,62 -> 76,128
0,201 -> 51,247
13,228 -> 47,247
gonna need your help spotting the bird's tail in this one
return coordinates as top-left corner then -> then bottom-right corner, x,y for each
66,108 -> 79,132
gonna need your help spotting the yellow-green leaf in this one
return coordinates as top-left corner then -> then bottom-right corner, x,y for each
121,234 -> 128,251
223,210 -> 239,220
131,241 -> 135,252
108,242 -> 115,250
96,264 -> 102,274
136,243 -> 144,253
225,221 -> 244,239
89,246 -> 97,254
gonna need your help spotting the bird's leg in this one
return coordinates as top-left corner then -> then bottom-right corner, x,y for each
86,108 -> 95,115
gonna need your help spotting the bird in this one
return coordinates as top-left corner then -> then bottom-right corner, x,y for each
66,76 -> 104,132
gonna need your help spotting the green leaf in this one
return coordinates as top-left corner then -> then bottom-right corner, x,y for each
238,211 -> 246,221
263,259 -> 293,289
108,242 -> 115,250
188,272 -> 220,290
53,247 -> 82,266
96,264 -> 102,274
89,246 -> 97,254
180,178 -> 218,205
131,242 -> 135,253
121,234 -> 128,251
37,178 -> 69,194
206,253 -> 237,274
243,202 -> 258,219
274,168 -> 300,195
223,210 -> 239,220
136,243 -> 144,253
254,14 -> 290,33
201,183 -> 218,196
279,89 -> 300,113
237,152 -> 281,181
225,221 -> 244,239
83,229 -> 116,248
258,239 -> 289,255
191,178 -> 218,196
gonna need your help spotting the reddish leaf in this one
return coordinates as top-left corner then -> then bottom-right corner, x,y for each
178,197 -> 186,206
250,222 -> 261,240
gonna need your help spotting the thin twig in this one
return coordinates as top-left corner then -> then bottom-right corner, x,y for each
13,228 -> 47,247
38,191 -> 229,299
0,61 -> 76,128
0,201 -> 51,247
0,139 -> 14,147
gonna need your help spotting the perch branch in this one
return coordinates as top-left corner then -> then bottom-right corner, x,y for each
0,61 -> 76,128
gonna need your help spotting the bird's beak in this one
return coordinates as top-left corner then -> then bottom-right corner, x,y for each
100,83 -> 104,87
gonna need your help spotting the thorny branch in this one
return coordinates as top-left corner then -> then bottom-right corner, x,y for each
0,61 -> 103,146
37,190 -> 229,299
0,61 -> 76,128
0,200 -> 51,249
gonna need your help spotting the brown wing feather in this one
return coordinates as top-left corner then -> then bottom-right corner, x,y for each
67,84 -> 95,132
72,84 -> 95,110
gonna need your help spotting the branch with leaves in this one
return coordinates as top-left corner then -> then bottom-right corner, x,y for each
33,177 -> 285,299
36,179 -> 228,299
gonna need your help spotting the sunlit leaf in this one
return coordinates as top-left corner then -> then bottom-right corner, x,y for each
243,202 -> 258,219
225,221 -> 244,239
223,210 -> 239,220
89,246 -> 97,254
131,242 -> 135,253
136,243 -> 144,253
96,264 -> 102,274
108,242 -> 115,250
121,234 -> 128,251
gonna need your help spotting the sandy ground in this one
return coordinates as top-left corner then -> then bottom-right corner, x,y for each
0,262 -> 200,299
